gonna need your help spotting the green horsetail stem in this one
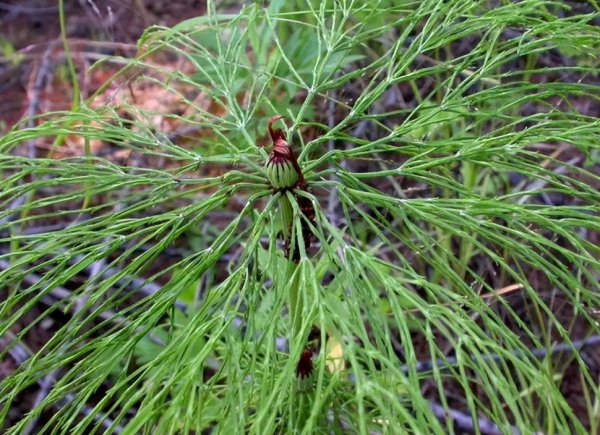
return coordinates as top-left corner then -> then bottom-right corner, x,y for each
266,159 -> 299,190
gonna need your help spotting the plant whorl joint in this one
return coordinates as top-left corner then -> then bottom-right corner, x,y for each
264,115 -> 305,191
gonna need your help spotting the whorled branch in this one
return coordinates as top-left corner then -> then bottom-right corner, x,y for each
263,115 -> 315,261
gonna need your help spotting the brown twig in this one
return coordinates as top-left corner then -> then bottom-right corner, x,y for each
22,40 -> 59,157
428,401 -> 508,435
0,2 -> 57,15
405,334 -> 600,375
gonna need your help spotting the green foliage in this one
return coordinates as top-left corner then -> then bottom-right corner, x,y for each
0,36 -> 21,67
1,0 -> 600,433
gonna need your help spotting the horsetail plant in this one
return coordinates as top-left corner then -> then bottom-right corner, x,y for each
262,115 -> 317,388
1,0 -> 600,433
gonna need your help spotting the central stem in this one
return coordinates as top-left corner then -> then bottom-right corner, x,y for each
288,261 -> 302,341
279,194 -> 303,340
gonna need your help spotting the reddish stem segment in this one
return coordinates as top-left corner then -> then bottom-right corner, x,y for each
267,115 -> 306,188
265,115 -> 315,261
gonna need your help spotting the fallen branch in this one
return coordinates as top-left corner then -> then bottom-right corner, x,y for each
406,334 -> 600,374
